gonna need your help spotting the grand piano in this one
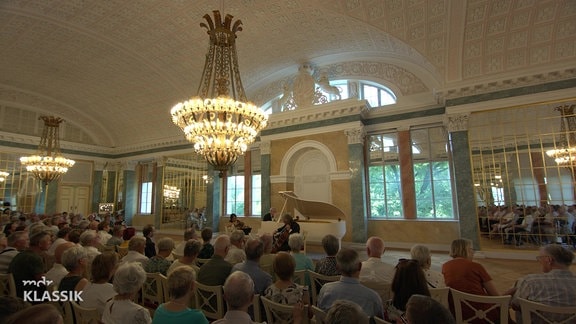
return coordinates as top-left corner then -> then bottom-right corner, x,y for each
259,191 -> 347,245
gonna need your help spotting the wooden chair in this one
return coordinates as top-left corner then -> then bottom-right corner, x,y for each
429,287 -> 450,308
293,269 -> 307,286
360,280 -> 392,304
196,258 -> 210,267
116,246 -> 129,258
0,273 -> 17,297
70,300 -> 101,324
260,295 -> 309,324
141,272 -> 168,317
518,297 -> 576,324
252,293 -> 263,323
194,281 -> 225,320
311,305 -> 327,324
308,271 -> 340,306
450,288 -> 511,324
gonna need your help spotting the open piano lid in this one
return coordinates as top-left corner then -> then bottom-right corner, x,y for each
279,191 -> 346,221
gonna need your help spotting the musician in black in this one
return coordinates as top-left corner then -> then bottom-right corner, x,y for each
272,213 -> 300,252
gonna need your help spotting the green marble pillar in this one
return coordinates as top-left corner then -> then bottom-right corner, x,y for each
345,128 -> 367,243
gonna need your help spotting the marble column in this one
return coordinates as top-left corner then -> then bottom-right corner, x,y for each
206,165 -> 221,230
154,160 -> 164,229
123,161 -> 137,225
398,128 -> 416,219
92,170 -> 103,213
41,181 -> 58,214
446,114 -> 480,249
345,127 -> 367,243
260,141 -> 271,217
244,151 -> 252,216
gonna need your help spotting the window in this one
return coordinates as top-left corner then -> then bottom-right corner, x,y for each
227,175 -> 245,215
361,82 -> 396,107
138,162 -> 156,215
412,127 -> 454,219
368,133 -> 403,218
140,182 -> 153,214
252,174 -> 262,216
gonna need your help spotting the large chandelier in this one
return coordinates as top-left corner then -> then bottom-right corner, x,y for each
20,116 -> 75,186
546,104 -> 576,167
170,11 -> 268,176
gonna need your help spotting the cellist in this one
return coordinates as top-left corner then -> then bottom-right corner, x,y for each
272,214 -> 300,253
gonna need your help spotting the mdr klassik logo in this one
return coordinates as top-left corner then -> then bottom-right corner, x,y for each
22,276 -> 83,303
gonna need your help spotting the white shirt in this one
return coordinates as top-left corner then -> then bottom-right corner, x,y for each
102,298 -> 151,324
119,250 -> 149,268
98,231 -> 112,245
84,245 -> 101,262
46,263 -> 68,289
360,257 -> 396,283
81,282 -> 116,315
47,238 -> 68,256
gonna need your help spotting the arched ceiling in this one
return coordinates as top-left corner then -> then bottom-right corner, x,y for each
0,0 -> 574,150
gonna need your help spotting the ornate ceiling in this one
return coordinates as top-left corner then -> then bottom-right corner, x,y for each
0,0 -> 574,152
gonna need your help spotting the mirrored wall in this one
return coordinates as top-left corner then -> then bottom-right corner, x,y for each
469,101 -> 576,249
0,151 -> 40,215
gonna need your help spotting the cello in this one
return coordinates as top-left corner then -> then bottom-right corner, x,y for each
271,223 -> 290,253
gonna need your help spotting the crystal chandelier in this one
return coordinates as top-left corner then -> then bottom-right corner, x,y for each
170,11 -> 268,176
20,116 -> 75,186
546,104 -> 576,167
0,171 -> 8,182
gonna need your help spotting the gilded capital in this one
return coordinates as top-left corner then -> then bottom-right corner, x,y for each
344,127 -> 365,145
260,141 -> 271,155
445,114 -> 470,132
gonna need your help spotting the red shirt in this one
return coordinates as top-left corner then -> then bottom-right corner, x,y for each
442,258 -> 492,295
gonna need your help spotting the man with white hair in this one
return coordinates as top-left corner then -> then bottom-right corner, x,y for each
0,231 -> 28,273
359,236 -> 395,283
119,236 -> 149,268
225,230 -> 246,265
79,230 -> 101,262
232,238 -> 272,295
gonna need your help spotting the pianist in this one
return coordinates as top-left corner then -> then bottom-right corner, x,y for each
272,214 -> 300,252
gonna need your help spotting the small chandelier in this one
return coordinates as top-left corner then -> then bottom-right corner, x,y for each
0,171 -> 8,182
20,116 -> 75,186
546,104 -> 576,167
170,11 -> 268,176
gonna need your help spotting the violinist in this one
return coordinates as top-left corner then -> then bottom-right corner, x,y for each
272,214 -> 300,252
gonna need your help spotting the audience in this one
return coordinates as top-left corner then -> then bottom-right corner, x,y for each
225,230 -> 246,265
509,244 -> 576,323
0,296 -> 30,323
81,252 -> 118,315
152,266 -> 208,324
258,233 -> 275,277
46,227 -> 71,256
120,236 -> 149,268
318,247 -> 384,318
197,234 -> 232,285
384,258 -> 430,322
59,245 -> 90,293
106,224 -> 124,247
145,237 -> 174,275
46,241 -> 75,288
102,262 -> 152,324
405,294 -> 456,324
197,227 -> 214,259
232,238 -> 273,295
79,230 -> 102,262
120,227 -> 136,248
325,300 -> 368,324
143,224 -> 156,258
359,236 -> 395,283
315,234 -> 341,276
97,221 -> 112,245
0,231 -> 28,273
288,233 -> 313,285
174,228 -> 197,257
167,239 -> 201,276
5,303 -> 63,324
410,244 -> 445,288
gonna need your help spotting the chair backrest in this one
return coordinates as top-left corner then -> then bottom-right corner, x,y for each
194,281 -> 225,320
252,293 -> 263,323
311,305 -> 327,324
429,287 -> 450,308
260,295 -> 309,324
196,258 -> 210,267
293,269 -> 307,286
71,300 -> 101,324
141,272 -> 168,316
518,297 -> 576,324
117,246 -> 129,258
59,301 -> 75,324
373,316 -> 394,324
308,271 -> 340,306
360,280 -> 392,304
450,288 -> 511,324
0,273 -> 16,297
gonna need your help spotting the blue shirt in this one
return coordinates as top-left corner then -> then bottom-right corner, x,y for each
232,260 -> 273,295
318,276 -> 384,318
152,303 -> 209,324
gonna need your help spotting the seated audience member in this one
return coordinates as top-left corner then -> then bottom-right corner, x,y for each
258,233 -> 275,276
174,228 -> 197,257
0,231 -> 28,273
119,236 -> 149,268
8,229 -> 52,300
508,244 -> 576,323
59,245 -> 90,293
318,248 -> 384,318
97,221 -> 112,245
359,236 -> 395,283
410,244 -> 445,288
47,227 -> 71,256
102,262 -> 152,324
197,227 -> 214,259
504,207 -> 535,246
120,227 -> 136,248
214,271 -> 303,324
79,230 -> 102,262
106,224 -> 124,247
225,230 -> 247,265
81,252 -> 118,315
152,266 -> 208,324
46,242 -> 75,288
232,238 -> 273,295
405,294 -> 456,324
197,234 -> 232,286
384,259 -> 430,322
144,237 -> 174,275
5,303 -> 63,324
325,300 -> 369,324
68,228 -> 83,244
0,296 -> 30,323
167,239 -> 202,276
143,224 -> 156,258
288,233 -> 313,284
315,234 -> 341,276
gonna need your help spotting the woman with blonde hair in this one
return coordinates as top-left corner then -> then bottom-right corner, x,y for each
81,252 -> 119,315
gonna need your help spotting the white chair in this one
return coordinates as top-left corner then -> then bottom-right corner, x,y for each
70,300 -> 101,324
360,280 -> 392,304
518,297 -> 576,324
141,272 -> 168,317
311,305 -> 327,324
194,281 -> 225,320
0,273 -> 16,297
260,295 -> 309,324
252,293 -> 263,323
450,288 -> 511,324
429,287 -> 450,308
308,270 -> 340,306
293,269 -> 307,286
